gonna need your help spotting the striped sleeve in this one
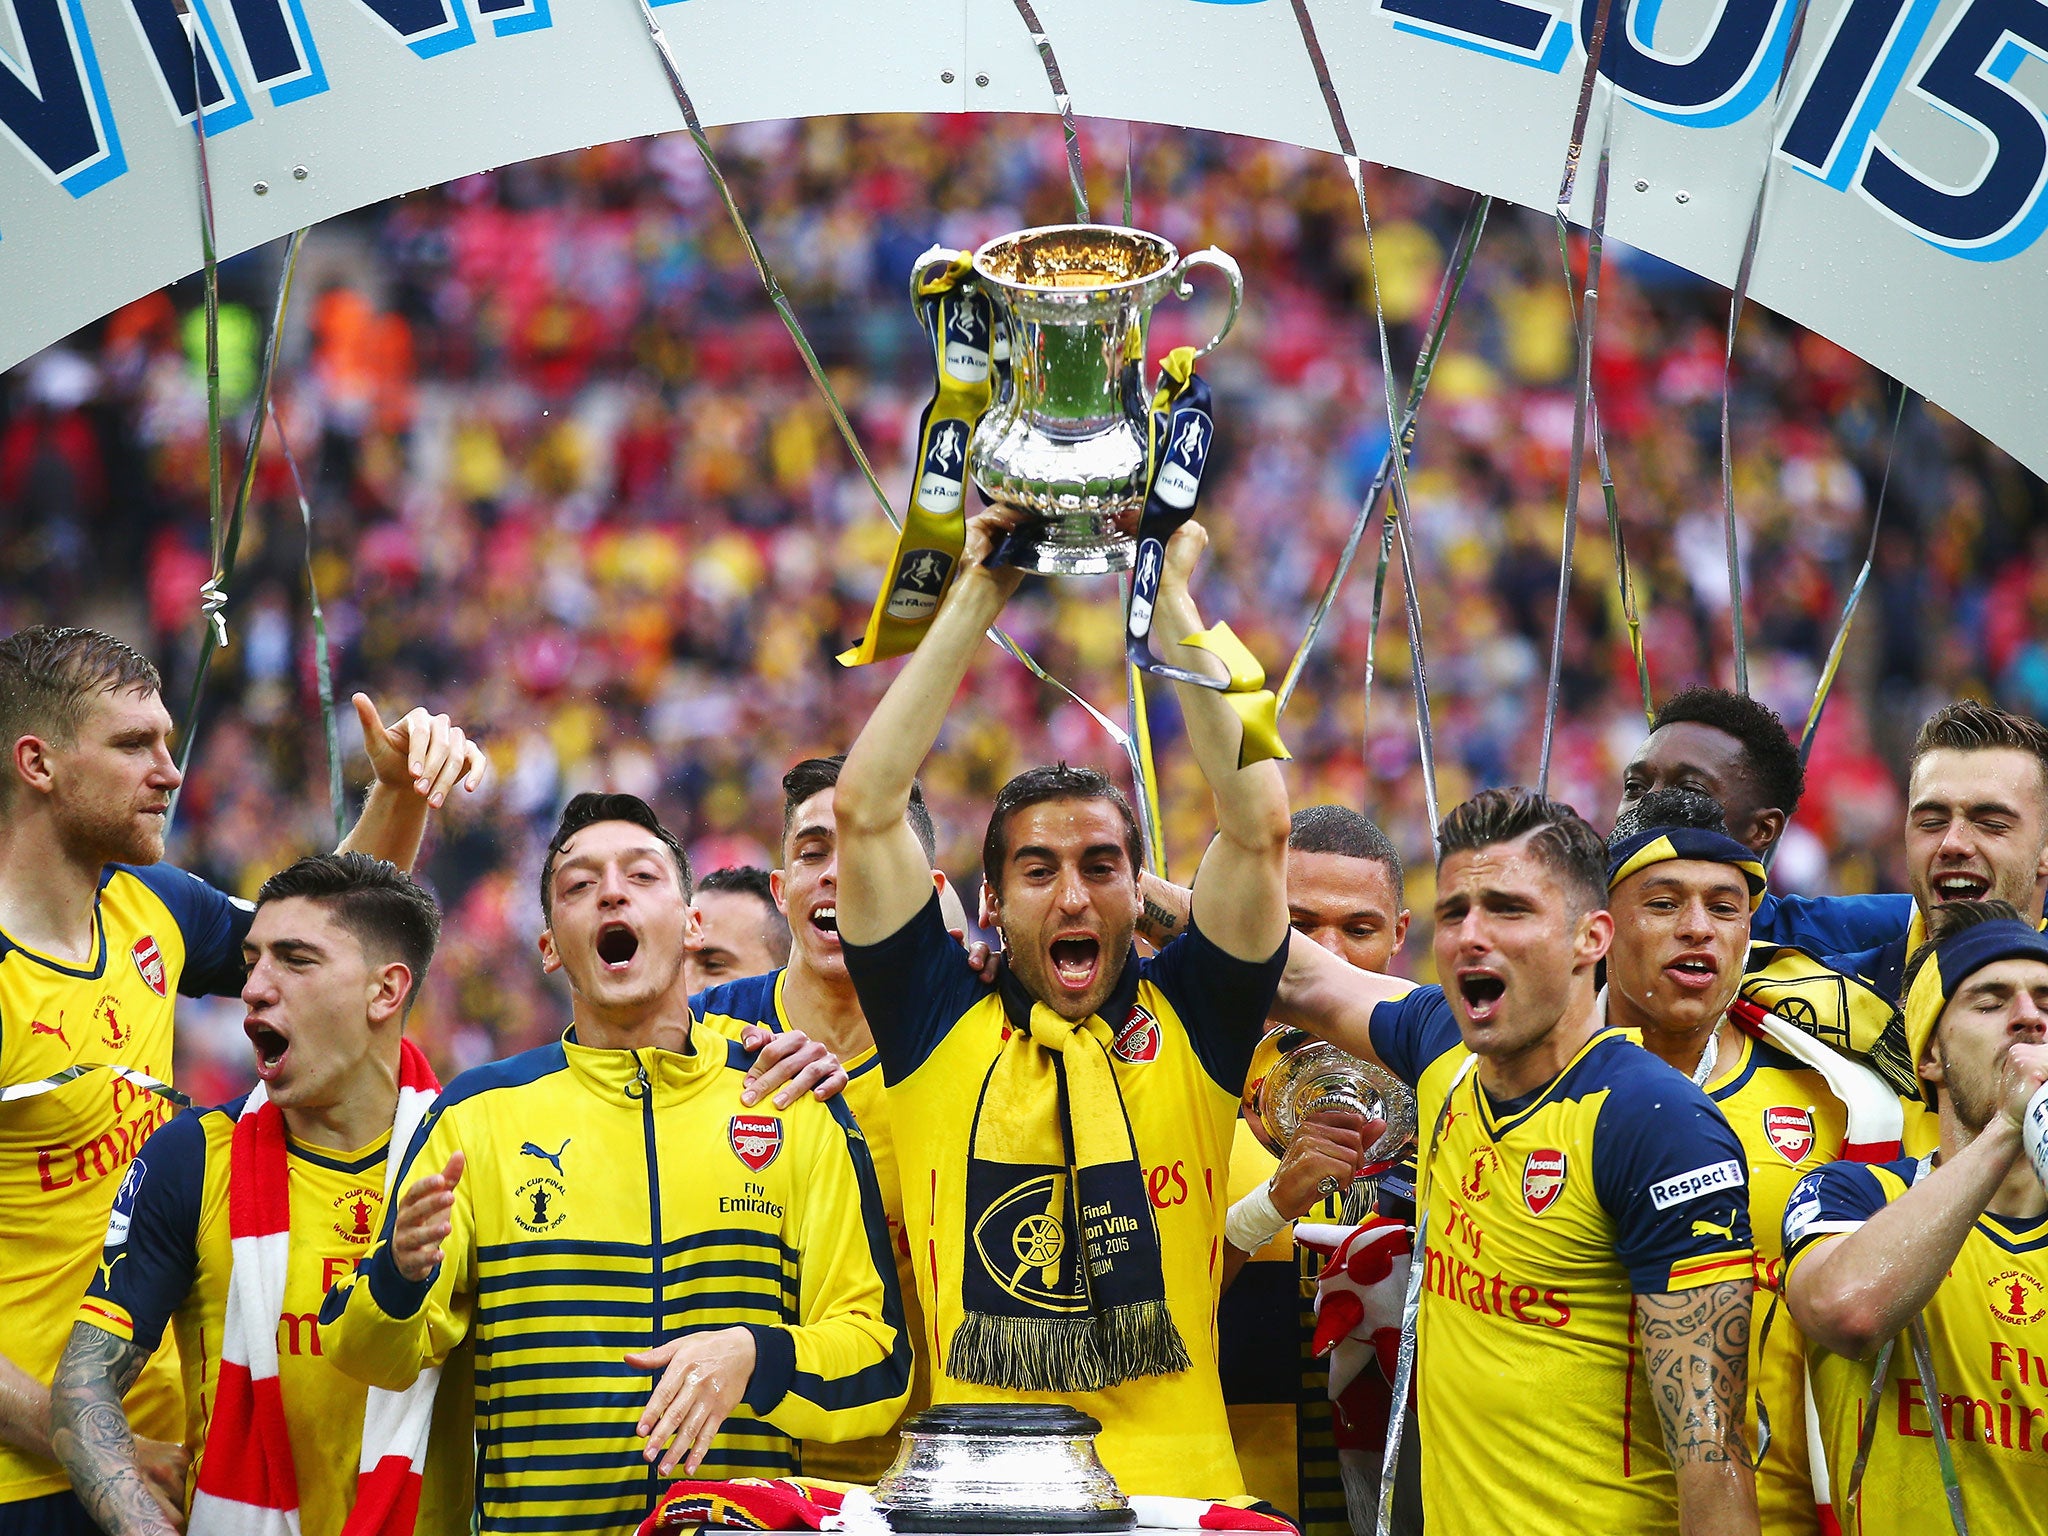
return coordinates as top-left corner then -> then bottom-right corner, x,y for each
78,1107 -> 209,1348
1782,1158 -> 1899,1274
744,1095 -> 910,1440
321,1099 -> 476,1392
1593,1065 -> 1754,1294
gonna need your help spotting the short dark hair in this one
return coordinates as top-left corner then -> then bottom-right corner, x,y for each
1608,786 -> 1728,846
1288,804 -> 1404,904
781,755 -> 937,863
983,763 -> 1142,890
255,853 -> 440,1013
1437,787 -> 1607,913
696,865 -> 792,966
1913,701 -> 2048,791
0,627 -> 162,797
1650,686 -> 1805,821
1902,897 -> 2031,1000
540,792 -> 693,922
697,865 -> 775,904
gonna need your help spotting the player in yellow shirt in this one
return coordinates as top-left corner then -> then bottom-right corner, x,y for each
1204,805 -> 1405,1534
693,753 -> 980,1483
835,515 -> 1291,1499
326,793 -> 909,1535
1606,789 -> 1904,1535
1786,899 -> 2048,1535
46,855 -> 472,1536
0,625 -> 484,1536
1269,787 -> 1761,1536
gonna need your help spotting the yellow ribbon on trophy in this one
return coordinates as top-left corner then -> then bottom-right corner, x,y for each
839,254 -> 997,667
1177,620 -> 1290,769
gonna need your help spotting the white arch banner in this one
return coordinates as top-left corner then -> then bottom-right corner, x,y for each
3,0 -> 2046,475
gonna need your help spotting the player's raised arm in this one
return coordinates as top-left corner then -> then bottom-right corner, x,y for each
336,693 -> 489,874
836,511 -> 1024,947
1148,523 -> 1289,964
1140,867 -> 1407,1070
1635,1281 -> 1760,1536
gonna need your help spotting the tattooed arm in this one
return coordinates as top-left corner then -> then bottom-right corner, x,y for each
49,1324 -> 187,1536
1635,1281 -> 1760,1536
1136,873 -> 1191,948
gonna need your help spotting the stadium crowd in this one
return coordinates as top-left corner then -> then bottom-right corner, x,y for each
3,116 -> 2045,1098
2,112 -> 2048,1536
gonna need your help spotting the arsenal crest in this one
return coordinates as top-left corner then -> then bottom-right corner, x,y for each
729,1115 -> 782,1172
1764,1107 -> 1815,1164
1111,1005 -> 1161,1064
131,935 -> 167,997
1522,1149 -> 1568,1215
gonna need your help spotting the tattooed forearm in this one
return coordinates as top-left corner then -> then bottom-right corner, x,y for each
1139,897 -> 1183,946
50,1324 -> 178,1536
1637,1281 -> 1753,1467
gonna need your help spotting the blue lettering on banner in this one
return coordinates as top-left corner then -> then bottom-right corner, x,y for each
1782,0 -> 2048,257
1382,0 -> 1575,72
126,0 -> 254,134
476,0 -> 552,39
1858,0 -> 2048,257
1369,0 -> 2048,258
0,0 -> 129,195
346,0 -> 477,58
1596,0 -> 1801,127
223,0 -> 332,107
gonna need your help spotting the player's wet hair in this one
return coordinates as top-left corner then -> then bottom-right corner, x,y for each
0,626 -> 163,796
1649,686 -> 1805,823
256,852 -> 441,1013
781,754 -> 937,862
1608,786 -> 1728,845
696,865 -> 792,965
1437,787 -> 1607,915
1912,701 -> 2048,804
1902,897 -> 2031,1000
983,763 -> 1142,894
540,792 -> 693,922
1288,804 -> 1404,904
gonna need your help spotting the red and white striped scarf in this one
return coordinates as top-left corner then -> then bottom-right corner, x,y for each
189,1038 -> 441,1536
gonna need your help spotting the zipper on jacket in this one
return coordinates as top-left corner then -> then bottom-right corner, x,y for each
631,1050 -> 664,1501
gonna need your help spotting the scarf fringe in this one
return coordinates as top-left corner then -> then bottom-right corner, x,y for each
948,1300 -> 1189,1393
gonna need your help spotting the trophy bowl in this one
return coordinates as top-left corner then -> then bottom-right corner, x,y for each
873,1403 -> 1134,1533
1249,1027 -> 1417,1176
961,224 -> 1241,577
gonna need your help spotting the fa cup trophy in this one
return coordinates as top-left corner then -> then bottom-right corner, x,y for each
1248,1028 -> 1418,1208
917,224 -> 1242,576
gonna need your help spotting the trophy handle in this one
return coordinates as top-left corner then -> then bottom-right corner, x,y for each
910,243 -> 973,303
1172,247 -> 1243,359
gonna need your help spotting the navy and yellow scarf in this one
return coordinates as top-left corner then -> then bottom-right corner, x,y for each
950,963 -> 1190,1394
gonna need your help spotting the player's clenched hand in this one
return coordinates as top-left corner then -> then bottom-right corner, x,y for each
627,1326 -> 757,1477
392,1152 -> 465,1282
134,1435 -> 190,1529
1999,1041 -> 2048,1133
960,508 -> 1029,596
354,694 -> 488,810
739,1026 -> 846,1108
1270,1108 -> 1375,1220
